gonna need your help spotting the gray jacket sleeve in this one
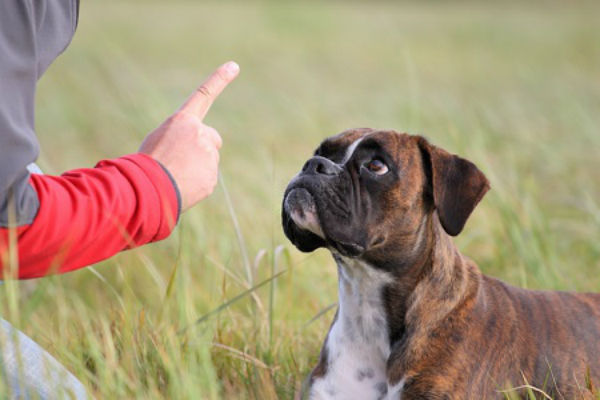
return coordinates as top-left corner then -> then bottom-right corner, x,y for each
0,0 -> 78,227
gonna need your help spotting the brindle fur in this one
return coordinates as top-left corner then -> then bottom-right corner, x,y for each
284,129 -> 600,399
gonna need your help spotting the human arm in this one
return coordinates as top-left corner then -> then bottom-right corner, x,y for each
0,4 -> 239,281
0,155 -> 180,278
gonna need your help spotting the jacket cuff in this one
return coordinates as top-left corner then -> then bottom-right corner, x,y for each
115,154 -> 180,241
155,161 -> 182,222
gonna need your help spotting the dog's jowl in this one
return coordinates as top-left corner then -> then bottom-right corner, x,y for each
282,129 -> 600,399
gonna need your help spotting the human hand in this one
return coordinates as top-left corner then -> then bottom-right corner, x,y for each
139,61 -> 239,211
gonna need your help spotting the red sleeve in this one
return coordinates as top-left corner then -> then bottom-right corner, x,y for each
0,154 -> 180,279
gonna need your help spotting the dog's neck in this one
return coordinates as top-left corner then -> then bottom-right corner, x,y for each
309,255 -> 394,399
332,213 -> 479,371
310,216 -> 479,398
379,213 -> 474,339
334,255 -> 394,357
383,214 -> 482,383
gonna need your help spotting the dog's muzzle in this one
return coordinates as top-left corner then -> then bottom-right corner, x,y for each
284,188 -> 325,238
284,155 -> 343,240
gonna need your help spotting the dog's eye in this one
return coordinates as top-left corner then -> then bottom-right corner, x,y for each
365,159 -> 389,175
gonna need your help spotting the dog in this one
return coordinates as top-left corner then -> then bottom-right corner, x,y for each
282,128 -> 600,399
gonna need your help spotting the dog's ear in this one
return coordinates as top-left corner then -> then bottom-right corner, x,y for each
418,137 -> 490,236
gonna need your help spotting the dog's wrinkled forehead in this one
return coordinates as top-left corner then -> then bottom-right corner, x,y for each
313,128 -> 372,163
314,128 -> 411,165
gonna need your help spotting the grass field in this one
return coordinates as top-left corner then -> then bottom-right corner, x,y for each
1,1 -> 599,398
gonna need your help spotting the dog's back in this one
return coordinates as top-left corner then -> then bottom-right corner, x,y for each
466,276 -> 600,397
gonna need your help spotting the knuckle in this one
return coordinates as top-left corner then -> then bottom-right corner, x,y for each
199,124 -> 212,135
198,141 -> 212,153
196,85 -> 211,97
197,123 -> 210,135
214,138 -> 223,149
206,126 -> 223,148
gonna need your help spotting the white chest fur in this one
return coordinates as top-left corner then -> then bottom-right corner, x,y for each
309,257 -> 401,400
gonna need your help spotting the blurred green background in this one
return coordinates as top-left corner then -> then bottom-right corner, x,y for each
1,1 -> 599,398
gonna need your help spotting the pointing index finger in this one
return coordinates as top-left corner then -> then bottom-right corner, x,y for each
179,61 -> 240,120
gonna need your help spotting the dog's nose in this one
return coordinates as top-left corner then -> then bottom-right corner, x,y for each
302,156 -> 342,176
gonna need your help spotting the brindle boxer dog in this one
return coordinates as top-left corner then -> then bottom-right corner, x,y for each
282,128 -> 600,399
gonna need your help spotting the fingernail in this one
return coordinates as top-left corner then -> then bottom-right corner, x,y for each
223,61 -> 240,78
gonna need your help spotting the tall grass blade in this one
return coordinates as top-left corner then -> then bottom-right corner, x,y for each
219,173 -> 252,286
178,270 -> 286,335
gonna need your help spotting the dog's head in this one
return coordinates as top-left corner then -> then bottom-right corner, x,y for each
282,129 -> 490,269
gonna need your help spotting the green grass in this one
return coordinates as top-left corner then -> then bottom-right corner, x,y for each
1,1 -> 599,398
